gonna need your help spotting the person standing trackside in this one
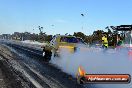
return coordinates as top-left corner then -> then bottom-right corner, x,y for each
102,34 -> 108,48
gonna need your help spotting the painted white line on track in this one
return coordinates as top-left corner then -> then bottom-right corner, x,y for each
23,71 -> 43,88
23,63 -> 65,88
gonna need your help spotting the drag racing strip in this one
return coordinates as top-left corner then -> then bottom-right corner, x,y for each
6,43 -> 43,56
16,67 -> 44,88
0,44 -> 65,88
0,42 -> 83,88
0,56 -> 25,88
0,60 -> 6,88
23,63 -> 65,88
0,47 -> 46,88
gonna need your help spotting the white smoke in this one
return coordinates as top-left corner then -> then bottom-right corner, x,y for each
51,46 -> 132,88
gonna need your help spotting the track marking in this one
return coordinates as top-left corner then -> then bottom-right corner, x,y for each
23,63 -> 65,88
22,71 -> 43,88
0,48 -> 43,88
0,43 -> 66,88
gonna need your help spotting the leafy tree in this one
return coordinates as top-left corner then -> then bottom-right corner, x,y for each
45,35 -> 52,42
92,30 -> 104,43
73,32 -> 86,39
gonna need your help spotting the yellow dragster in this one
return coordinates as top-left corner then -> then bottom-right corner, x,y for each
41,35 -> 86,62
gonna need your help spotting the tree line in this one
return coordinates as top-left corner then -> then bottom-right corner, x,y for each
0,28 -> 124,46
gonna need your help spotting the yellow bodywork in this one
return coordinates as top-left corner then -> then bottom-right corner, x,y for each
57,36 -> 76,53
102,36 -> 108,48
59,45 -> 75,53
44,35 -> 77,53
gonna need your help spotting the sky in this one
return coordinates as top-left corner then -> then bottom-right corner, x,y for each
0,0 -> 132,35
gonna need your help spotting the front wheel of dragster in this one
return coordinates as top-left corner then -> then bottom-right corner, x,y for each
43,49 -> 52,62
77,76 -> 86,84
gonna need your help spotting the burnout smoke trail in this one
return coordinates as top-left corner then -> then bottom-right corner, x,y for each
51,47 -> 132,88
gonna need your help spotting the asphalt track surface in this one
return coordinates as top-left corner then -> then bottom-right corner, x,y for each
0,40 -> 84,88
